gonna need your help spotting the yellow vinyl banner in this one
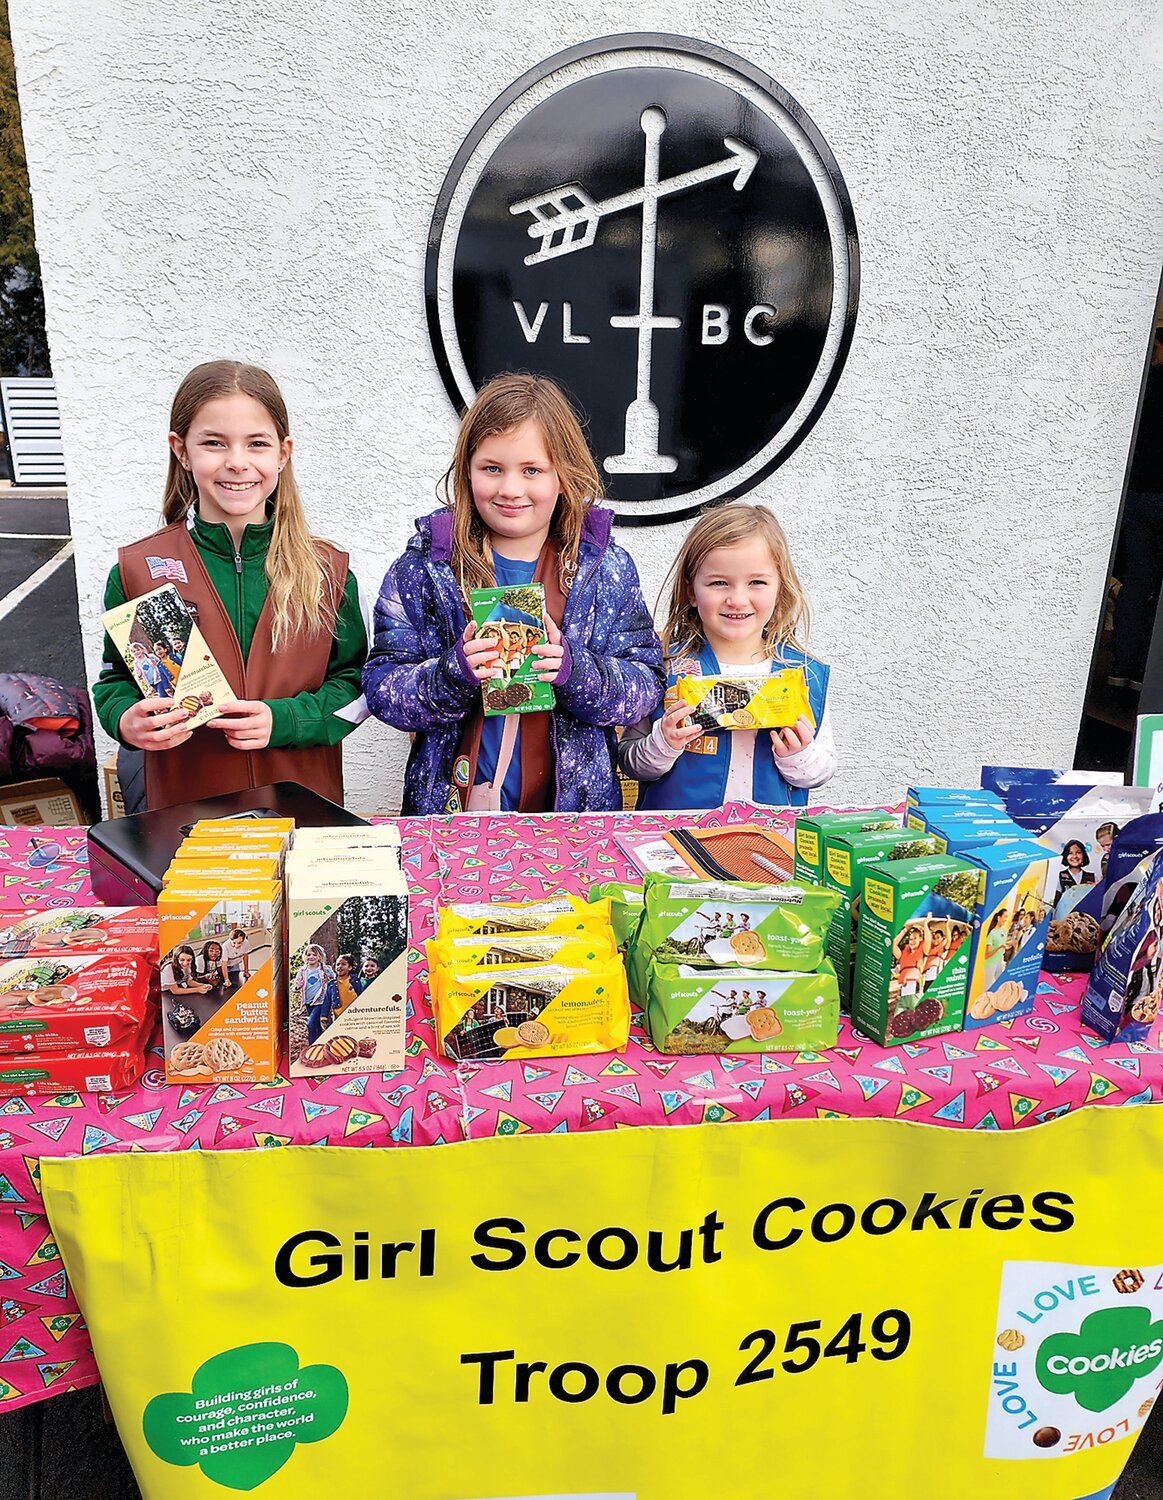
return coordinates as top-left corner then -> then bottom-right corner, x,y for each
42,1108 -> 1163,1499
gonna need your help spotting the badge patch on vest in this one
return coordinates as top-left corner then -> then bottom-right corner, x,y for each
145,556 -> 188,583
689,734 -> 718,755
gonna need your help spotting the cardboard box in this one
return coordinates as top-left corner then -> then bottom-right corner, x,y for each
287,868 -> 409,1078
102,754 -> 125,819
904,787 -> 1007,814
962,841 -> 1053,1029
852,855 -> 980,1045
159,878 -> 283,1083
792,810 -> 898,884
820,827 -> 941,1009
0,778 -> 83,828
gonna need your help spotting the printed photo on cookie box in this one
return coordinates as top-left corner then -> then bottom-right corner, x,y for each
1002,784 -> 1154,971
962,841 -> 1053,1030
159,886 -> 282,1084
1081,843 -> 1163,1044
985,1258 -> 1163,1463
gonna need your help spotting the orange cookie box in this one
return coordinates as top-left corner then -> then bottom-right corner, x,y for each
158,878 -> 284,1085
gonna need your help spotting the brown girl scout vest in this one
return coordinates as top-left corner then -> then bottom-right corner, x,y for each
118,522 -> 348,811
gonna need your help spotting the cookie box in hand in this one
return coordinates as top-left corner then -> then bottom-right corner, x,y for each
470,582 -> 555,716
852,854 -> 981,1045
961,841 -> 1053,1029
0,951 -> 156,1053
637,872 -> 840,973
0,905 -> 158,961
647,962 -> 839,1053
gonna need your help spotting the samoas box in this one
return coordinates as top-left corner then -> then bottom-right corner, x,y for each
852,854 -> 980,1045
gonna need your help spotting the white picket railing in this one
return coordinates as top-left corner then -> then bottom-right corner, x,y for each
0,378 -> 67,486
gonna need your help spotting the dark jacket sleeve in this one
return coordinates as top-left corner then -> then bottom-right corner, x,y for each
555,544 -> 665,729
362,557 -> 479,730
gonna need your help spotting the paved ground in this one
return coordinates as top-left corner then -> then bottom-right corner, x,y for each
0,490 -> 86,686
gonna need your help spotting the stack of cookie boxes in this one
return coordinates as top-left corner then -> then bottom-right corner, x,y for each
285,826 -> 408,1078
428,895 -> 628,1062
628,872 -> 842,1054
849,789 -> 1055,1045
159,818 -> 292,1084
0,906 -> 158,1095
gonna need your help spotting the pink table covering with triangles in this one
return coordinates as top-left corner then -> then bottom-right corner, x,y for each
0,807 -> 1159,1412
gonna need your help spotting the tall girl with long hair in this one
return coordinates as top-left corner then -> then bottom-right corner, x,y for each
93,361 -> 367,809
363,373 -> 663,813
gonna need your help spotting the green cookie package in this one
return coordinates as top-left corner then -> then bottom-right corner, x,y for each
638,872 -> 840,972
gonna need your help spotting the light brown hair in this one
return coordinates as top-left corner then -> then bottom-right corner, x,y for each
162,360 -> 339,650
440,373 -> 601,598
657,503 -> 810,659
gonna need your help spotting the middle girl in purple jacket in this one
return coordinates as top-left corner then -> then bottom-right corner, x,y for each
363,375 -> 664,814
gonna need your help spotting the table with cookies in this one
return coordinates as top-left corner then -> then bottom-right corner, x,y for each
0,774 -> 1161,1421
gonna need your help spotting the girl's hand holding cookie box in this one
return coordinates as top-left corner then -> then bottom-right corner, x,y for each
92,361 -> 368,812
362,375 -> 664,814
618,505 -> 836,812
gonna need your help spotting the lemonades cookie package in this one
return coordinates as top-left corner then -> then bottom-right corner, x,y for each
470,582 -> 555,716
668,664 -> 811,732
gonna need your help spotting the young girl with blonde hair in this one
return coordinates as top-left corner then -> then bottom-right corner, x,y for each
93,361 -> 367,809
619,503 -> 835,810
363,373 -> 663,813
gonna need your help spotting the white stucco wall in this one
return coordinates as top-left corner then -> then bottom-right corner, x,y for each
9,0 -> 1163,812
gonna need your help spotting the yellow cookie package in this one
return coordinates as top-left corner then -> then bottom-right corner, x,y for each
669,666 -> 812,732
429,898 -> 627,1061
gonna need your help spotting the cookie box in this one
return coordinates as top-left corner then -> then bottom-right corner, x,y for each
668,666 -> 811,733
1082,844 -> 1163,1043
434,957 -> 629,1062
852,855 -> 981,1045
159,878 -> 283,1084
428,932 -> 616,973
0,1019 -> 154,1096
792,810 -> 899,884
647,962 -> 839,1053
292,824 -> 400,847
1004,783 -> 1155,971
0,905 -> 158,960
820,827 -> 941,1010
961,840 -> 1053,1029
470,582 -> 555,717
637,872 -> 840,973
191,817 -> 295,840
287,870 -> 409,1078
102,582 -> 234,729
0,951 -> 156,1053
904,787 -> 1006,814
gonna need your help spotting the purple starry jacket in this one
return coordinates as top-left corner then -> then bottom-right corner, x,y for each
363,509 -> 664,814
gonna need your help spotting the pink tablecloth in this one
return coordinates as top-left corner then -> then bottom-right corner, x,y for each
0,808 -> 1158,1410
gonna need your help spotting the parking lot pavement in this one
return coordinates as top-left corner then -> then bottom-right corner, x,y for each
0,490 -> 87,688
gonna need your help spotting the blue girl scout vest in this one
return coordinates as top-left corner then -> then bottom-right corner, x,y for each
636,643 -> 829,812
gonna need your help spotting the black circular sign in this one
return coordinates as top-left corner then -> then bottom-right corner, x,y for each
426,34 -> 859,524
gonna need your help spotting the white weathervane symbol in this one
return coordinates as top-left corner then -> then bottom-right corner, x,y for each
509,106 -> 759,475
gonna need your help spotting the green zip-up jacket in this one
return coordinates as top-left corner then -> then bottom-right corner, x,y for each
92,511 -> 368,750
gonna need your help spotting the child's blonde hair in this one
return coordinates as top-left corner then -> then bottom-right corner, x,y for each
162,360 -> 340,650
440,373 -> 601,598
658,503 -> 810,659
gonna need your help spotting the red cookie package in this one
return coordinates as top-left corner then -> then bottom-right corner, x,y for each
0,951 -> 157,1054
0,1016 -> 154,1095
0,906 -> 158,960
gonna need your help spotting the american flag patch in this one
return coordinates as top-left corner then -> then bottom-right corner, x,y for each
146,556 -> 188,583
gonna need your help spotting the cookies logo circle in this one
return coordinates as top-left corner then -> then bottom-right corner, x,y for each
426,34 -> 859,525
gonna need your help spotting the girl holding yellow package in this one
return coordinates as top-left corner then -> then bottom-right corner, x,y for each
619,504 -> 836,811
